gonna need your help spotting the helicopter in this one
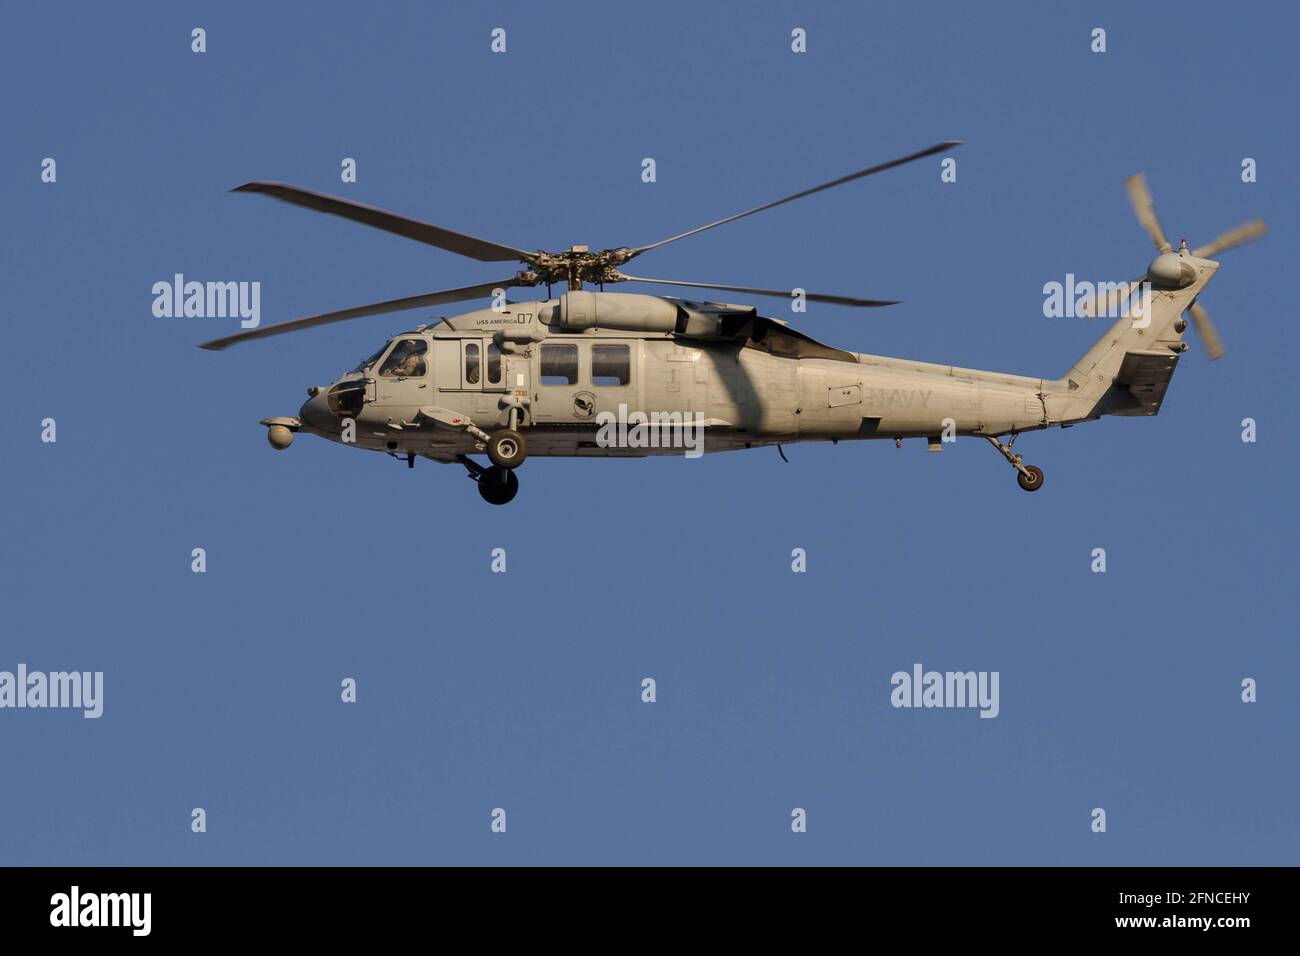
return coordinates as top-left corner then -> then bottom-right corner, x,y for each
201,143 -> 1265,505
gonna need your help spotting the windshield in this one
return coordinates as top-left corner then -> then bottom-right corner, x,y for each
349,342 -> 389,374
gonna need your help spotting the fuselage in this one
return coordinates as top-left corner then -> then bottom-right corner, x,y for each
294,296 -> 1064,461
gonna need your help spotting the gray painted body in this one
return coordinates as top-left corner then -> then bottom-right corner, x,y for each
287,254 -> 1216,464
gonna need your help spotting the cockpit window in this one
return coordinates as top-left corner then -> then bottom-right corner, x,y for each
379,339 -> 427,378
350,344 -> 387,373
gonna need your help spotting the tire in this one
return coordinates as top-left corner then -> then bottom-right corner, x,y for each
486,429 -> 527,469
477,466 -> 519,505
1017,465 -> 1044,492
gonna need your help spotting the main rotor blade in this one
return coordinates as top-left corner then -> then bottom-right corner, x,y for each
233,182 -> 535,263
198,278 -> 520,350
1188,301 -> 1225,360
628,141 -> 962,256
1124,173 -> 1173,254
617,274 -> 898,307
1192,219 -> 1267,259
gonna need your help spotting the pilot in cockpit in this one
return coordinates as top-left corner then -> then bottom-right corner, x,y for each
381,340 -> 426,377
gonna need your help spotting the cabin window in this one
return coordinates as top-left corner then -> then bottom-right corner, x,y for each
486,342 -> 502,385
540,344 -> 578,385
464,343 -> 481,385
591,344 -> 631,385
378,339 -> 427,377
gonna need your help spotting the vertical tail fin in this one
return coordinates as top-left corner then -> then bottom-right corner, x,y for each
1050,257 -> 1218,420
1047,172 -> 1264,422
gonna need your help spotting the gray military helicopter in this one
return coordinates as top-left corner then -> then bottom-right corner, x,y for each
202,143 -> 1264,504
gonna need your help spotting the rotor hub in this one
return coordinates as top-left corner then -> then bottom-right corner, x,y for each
528,246 -> 636,290
1147,251 -> 1197,288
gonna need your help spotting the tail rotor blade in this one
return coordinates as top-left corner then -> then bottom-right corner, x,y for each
1124,173 -> 1173,254
1188,301 -> 1225,361
1192,219 -> 1267,259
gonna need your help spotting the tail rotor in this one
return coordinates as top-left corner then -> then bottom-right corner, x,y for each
1080,173 -> 1266,361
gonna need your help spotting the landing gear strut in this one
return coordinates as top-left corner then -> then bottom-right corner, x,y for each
983,434 -> 1045,492
458,455 -> 520,506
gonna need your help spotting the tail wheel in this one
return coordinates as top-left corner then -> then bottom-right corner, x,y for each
477,466 -> 519,506
486,428 -> 527,469
1017,465 -> 1045,492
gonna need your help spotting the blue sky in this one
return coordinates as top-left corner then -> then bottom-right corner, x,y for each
1,0 -> 1295,865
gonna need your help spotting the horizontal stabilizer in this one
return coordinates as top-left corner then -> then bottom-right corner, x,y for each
1113,349 -> 1180,416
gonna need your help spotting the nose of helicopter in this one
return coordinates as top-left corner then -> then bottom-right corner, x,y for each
299,387 -> 335,432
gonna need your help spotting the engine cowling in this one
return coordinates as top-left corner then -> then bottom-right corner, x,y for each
547,291 -> 679,332
539,290 -> 742,339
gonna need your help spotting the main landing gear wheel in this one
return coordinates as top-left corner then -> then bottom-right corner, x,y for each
486,428 -> 527,469
1017,464 -> 1045,492
983,434 -> 1046,493
477,466 -> 519,506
